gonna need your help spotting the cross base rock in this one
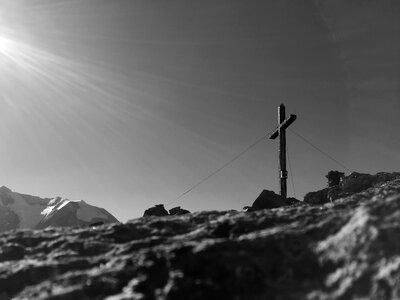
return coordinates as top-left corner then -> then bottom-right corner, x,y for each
244,190 -> 301,211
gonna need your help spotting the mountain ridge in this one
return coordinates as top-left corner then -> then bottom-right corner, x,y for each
0,187 -> 119,232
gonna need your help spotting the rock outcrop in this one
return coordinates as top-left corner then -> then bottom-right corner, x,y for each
143,204 -> 169,217
326,170 -> 345,187
1,172 -> 400,299
304,172 -> 400,205
245,189 -> 301,211
169,206 -> 190,215
143,205 -> 190,216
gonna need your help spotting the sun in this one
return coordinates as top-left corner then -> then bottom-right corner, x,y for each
0,35 -> 11,55
0,34 -> 20,66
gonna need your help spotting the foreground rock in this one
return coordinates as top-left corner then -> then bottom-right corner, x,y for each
1,172 -> 400,299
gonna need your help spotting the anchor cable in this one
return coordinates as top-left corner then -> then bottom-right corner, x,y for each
167,126 -> 352,207
288,128 -> 352,173
166,131 -> 272,207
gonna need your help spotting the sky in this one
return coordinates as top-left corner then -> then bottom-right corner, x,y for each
0,0 -> 399,221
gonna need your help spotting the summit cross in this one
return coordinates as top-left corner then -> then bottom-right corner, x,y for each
269,104 -> 297,199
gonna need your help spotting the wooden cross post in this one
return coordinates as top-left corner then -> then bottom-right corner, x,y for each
269,104 -> 297,199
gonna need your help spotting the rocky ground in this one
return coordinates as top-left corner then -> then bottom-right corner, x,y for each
1,172 -> 400,299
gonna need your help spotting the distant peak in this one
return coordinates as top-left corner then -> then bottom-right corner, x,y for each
0,186 -> 11,192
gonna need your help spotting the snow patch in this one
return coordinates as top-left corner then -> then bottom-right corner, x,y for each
41,205 -> 57,218
41,197 -> 71,218
58,199 -> 71,210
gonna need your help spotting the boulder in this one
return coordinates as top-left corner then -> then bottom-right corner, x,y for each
326,170 -> 345,187
169,206 -> 190,215
143,204 -> 169,217
245,190 -> 301,211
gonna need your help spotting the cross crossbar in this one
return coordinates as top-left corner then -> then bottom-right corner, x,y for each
269,114 -> 297,140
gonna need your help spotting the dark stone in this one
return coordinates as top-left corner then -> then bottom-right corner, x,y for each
169,206 -> 190,215
143,204 -> 169,217
326,170 -> 345,187
248,190 -> 301,211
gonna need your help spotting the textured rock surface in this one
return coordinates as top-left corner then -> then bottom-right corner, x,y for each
1,172 -> 400,299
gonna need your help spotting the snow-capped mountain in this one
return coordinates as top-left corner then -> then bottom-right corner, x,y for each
0,186 -> 119,232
